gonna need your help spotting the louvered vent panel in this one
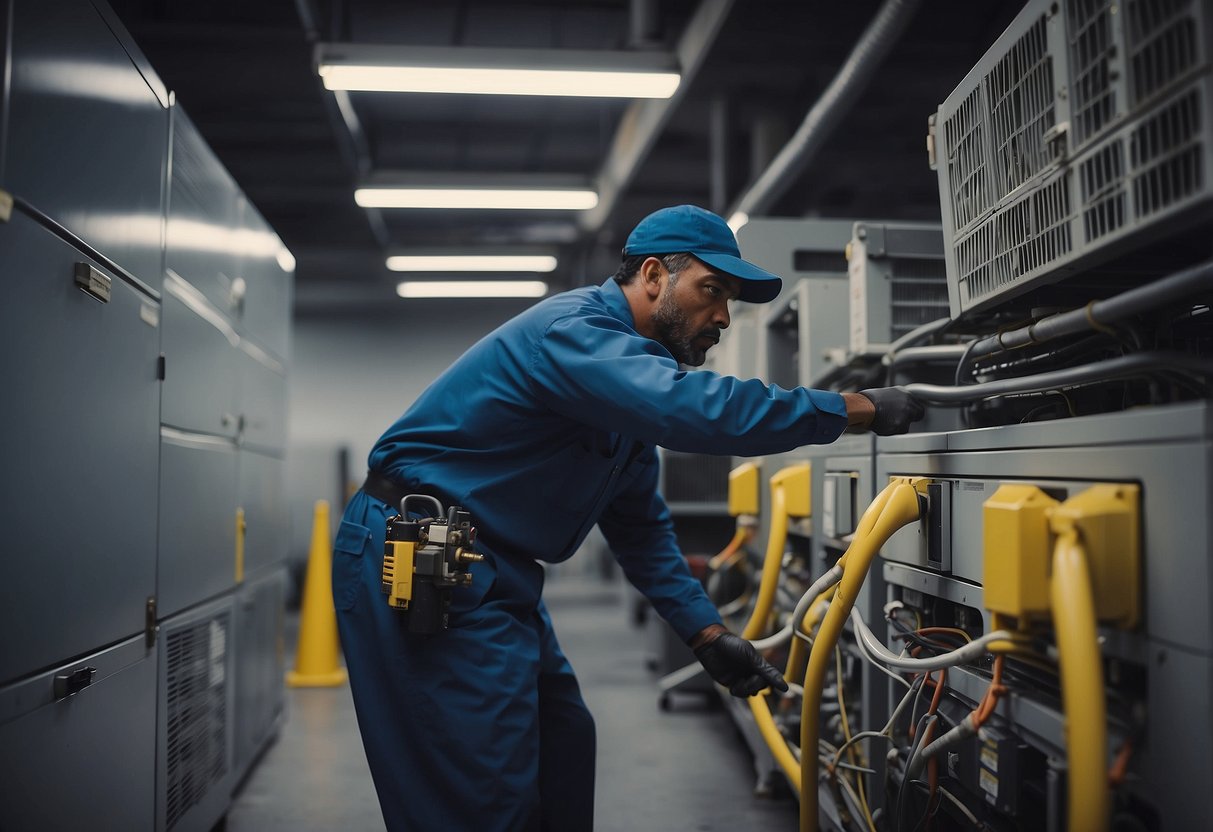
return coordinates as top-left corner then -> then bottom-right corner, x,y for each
889,258 -> 950,338
165,614 -> 229,831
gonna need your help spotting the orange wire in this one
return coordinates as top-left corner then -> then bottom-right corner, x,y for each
973,656 -> 1007,727
1108,740 -> 1133,786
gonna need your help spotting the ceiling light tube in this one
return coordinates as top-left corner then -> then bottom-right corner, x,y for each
397,280 -> 549,299
386,255 -> 558,272
319,65 -> 679,99
356,187 -> 598,210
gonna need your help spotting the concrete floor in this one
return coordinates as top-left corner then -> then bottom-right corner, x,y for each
227,573 -> 798,831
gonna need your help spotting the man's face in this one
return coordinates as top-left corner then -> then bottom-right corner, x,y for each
650,259 -> 741,366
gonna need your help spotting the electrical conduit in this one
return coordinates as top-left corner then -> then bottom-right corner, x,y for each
800,479 -> 923,832
1050,529 -> 1110,832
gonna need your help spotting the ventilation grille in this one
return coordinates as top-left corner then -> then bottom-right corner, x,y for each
661,452 -> 731,504
165,614 -> 229,831
792,249 -> 847,274
958,173 -> 1073,302
1130,88 -> 1205,218
987,16 -> 1059,194
1068,0 -> 1118,144
889,258 -> 950,337
1126,0 -> 1204,106
1081,140 -> 1127,240
943,84 -> 992,231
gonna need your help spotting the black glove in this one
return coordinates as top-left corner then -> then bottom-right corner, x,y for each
858,387 -> 926,436
693,631 -> 789,698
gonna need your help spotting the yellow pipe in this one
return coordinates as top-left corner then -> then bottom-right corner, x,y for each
800,481 -> 923,832
742,483 -> 788,640
748,692 -> 802,794
1050,530 -> 1110,832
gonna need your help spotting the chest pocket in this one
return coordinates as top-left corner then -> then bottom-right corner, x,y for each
539,430 -> 626,513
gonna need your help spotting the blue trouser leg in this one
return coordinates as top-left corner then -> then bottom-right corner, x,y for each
535,602 -> 596,831
332,492 -> 596,831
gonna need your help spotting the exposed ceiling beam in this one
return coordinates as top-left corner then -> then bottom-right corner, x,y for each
578,0 -> 734,237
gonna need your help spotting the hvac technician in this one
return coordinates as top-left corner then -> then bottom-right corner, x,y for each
332,204 -> 925,831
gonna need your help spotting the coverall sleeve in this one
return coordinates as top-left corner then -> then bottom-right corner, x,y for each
596,445 -> 722,643
529,311 -> 848,457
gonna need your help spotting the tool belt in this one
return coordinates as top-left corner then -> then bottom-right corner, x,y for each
360,470 -> 412,509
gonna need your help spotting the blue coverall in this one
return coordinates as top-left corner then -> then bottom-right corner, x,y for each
332,277 -> 848,830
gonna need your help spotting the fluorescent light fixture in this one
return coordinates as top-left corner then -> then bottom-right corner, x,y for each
397,280 -> 548,299
356,187 -> 598,210
319,65 -> 678,99
727,212 -> 749,234
386,255 -> 557,273
316,44 -> 680,99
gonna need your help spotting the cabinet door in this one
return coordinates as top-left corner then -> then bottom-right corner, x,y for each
236,201 -> 294,362
4,0 -> 168,291
166,106 -> 242,313
233,570 -> 286,779
0,210 -> 159,684
160,275 -> 239,438
0,638 -> 157,830
238,347 -> 287,453
157,434 -> 238,618
238,449 -> 288,576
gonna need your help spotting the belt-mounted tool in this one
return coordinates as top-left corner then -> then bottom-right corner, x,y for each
382,494 -> 484,634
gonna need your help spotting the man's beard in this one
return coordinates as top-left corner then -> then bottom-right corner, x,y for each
651,283 -> 720,367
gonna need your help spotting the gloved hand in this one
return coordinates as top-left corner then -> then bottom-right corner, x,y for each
692,628 -> 789,698
857,386 -> 926,436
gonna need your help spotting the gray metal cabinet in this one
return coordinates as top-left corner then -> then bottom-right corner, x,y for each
237,201 -> 294,362
157,433 -> 238,618
0,210 -> 159,684
233,569 -> 287,780
161,275 -> 240,438
3,0 -> 168,291
166,107 -> 243,314
156,596 -> 236,832
238,347 -> 288,453
238,449 -> 287,577
0,637 -> 157,831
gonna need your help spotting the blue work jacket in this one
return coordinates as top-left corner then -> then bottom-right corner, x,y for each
368,277 -> 848,641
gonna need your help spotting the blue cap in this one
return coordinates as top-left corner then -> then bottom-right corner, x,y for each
623,205 -> 782,303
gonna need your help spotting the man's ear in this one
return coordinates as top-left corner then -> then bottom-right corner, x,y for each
639,256 -> 666,301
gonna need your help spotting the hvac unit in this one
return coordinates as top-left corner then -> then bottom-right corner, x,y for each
847,221 -> 949,356
735,218 -> 855,389
932,0 -> 1213,317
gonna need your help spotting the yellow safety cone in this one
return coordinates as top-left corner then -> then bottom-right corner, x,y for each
287,500 -> 348,687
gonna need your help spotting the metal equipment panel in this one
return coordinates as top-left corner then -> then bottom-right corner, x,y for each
232,569 -> 286,781
0,637 -> 157,830
3,0 -> 168,291
847,222 -> 948,356
161,272 -> 239,438
873,404 -> 1213,828
237,347 -> 287,454
158,433 -> 238,618
764,277 -> 850,391
166,105 -> 243,314
0,209 -> 158,685
236,199 -> 294,363
238,450 -> 288,578
156,596 -> 236,832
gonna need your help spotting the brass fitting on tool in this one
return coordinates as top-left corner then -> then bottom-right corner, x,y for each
456,547 -> 485,564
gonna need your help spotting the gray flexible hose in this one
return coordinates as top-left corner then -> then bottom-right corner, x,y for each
968,260 -> 1213,360
904,351 -> 1213,404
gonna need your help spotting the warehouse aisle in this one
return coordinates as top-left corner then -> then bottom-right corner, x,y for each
227,573 -> 797,831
